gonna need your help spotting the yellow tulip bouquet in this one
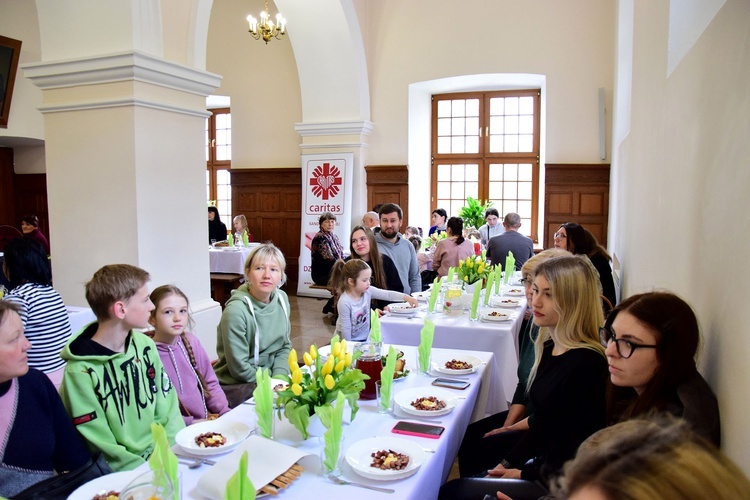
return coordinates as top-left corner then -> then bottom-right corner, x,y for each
457,254 -> 493,285
275,335 -> 369,439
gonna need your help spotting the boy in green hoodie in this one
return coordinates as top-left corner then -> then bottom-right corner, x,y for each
60,264 -> 184,471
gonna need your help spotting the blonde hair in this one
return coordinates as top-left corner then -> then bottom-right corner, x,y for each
527,255 -> 605,390
85,264 -> 150,321
244,244 -> 287,285
149,285 -> 212,401
520,248 -> 571,278
233,214 -> 248,232
554,417 -> 750,499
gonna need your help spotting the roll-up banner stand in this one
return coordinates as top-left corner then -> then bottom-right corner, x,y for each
297,153 -> 353,298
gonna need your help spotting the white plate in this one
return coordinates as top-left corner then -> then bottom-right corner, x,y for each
175,420 -> 251,457
504,288 -> 525,296
69,470 -> 143,500
432,354 -> 483,375
491,297 -> 521,308
387,302 -> 419,314
345,436 -> 426,481
480,309 -> 511,322
411,291 -> 430,302
394,386 -> 458,417
317,342 -> 356,361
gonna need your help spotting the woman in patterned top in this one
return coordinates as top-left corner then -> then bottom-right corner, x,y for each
310,212 -> 345,286
2,237 -> 71,389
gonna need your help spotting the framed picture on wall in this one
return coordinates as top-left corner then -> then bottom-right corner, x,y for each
0,35 -> 23,129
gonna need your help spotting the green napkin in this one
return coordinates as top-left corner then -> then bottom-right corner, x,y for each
418,320 -> 435,373
482,249 -> 487,260
504,251 -> 515,284
427,276 -> 441,313
319,391 -> 346,472
379,346 -> 397,412
369,309 -> 381,343
242,231 -> 249,246
470,280 -> 482,320
253,368 -> 274,438
227,233 -> 234,246
447,266 -> 454,282
494,267 -> 501,294
484,271 -> 495,305
148,423 -> 179,500
224,451 -> 255,500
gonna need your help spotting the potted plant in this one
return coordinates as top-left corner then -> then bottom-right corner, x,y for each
459,197 -> 493,230
275,335 -> 368,439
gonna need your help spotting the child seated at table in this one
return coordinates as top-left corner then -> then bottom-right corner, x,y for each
60,264 -> 184,471
329,259 -> 418,341
148,285 -> 230,425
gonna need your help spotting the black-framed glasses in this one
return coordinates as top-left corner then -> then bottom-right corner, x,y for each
554,232 -> 567,239
599,327 -> 658,359
520,278 -> 533,287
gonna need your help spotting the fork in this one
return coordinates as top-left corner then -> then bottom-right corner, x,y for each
326,474 -> 395,493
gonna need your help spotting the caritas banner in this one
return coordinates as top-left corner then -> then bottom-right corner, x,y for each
297,153 -> 353,298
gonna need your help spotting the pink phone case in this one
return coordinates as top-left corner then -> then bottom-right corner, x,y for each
392,423 -> 444,439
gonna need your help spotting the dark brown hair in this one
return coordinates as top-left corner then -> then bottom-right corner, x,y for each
328,259 -> 370,294
348,226 -> 386,289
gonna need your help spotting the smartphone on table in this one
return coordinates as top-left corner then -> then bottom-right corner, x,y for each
432,377 -> 470,390
392,421 -> 445,439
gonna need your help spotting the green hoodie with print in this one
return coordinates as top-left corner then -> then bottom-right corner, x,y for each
59,324 -> 185,472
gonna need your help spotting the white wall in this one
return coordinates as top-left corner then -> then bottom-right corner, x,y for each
611,0 -> 750,470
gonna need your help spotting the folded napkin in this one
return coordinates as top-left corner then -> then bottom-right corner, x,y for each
369,309 -> 381,343
316,391 -> 346,473
484,271 -> 495,305
198,436 -> 315,499
427,276 -> 441,313
225,451 -> 255,500
379,346 -> 398,412
447,266 -> 454,282
242,232 -> 249,247
504,251 -> 515,283
418,320 -> 435,373
228,233 -> 234,246
253,368 -> 274,438
470,280 -> 482,320
494,267 -> 502,294
148,423 -> 179,500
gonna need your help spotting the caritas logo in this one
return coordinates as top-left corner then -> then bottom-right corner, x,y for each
309,163 -> 342,200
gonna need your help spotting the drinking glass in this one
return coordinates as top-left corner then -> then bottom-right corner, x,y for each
119,470 -> 174,500
375,380 -> 392,414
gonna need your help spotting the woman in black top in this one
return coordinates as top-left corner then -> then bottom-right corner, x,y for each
601,291 -> 720,446
208,206 -> 228,244
347,225 -> 402,309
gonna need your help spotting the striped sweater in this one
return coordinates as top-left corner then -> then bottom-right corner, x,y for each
4,283 -> 72,373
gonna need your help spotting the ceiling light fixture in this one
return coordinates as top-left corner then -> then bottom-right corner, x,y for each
247,0 -> 286,44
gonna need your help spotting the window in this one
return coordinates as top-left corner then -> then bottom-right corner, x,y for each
431,90 -> 540,241
206,108 -> 232,224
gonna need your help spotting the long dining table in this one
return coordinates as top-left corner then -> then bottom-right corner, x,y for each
72,345 -> 504,500
379,295 -> 527,403
208,245 -> 259,274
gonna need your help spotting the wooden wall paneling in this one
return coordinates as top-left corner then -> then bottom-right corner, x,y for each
0,148 -> 15,226
365,165 -> 409,227
544,164 -> 610,249
231,168 -> 302,285
13,173 -> 49,242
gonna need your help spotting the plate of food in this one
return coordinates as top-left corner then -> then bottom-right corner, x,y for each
175,420 -> 251,457
491,297 -> 521,308
411,291 -> 430,302
394,386 -> 458,417
504,288 -> 525,296
345,436 -> 426,481
382,348 -> 410,381
69,470 -> 143,500
432,354 -> 483,375
386,302 -> 418,315
481,309 -> 512,323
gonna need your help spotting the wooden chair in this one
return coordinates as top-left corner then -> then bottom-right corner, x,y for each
210,273 -> 243,307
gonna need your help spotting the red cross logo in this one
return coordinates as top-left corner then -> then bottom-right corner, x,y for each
309,163 -> 342,200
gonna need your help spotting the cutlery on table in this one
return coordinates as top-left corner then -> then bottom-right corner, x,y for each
175,454 -> 216,466
326,474 -> 395,493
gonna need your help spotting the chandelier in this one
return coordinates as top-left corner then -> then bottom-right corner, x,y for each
247,0 -> 287,44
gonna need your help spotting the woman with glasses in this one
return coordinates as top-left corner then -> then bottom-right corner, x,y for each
553,222 -> 616,309
600,291 -> 720,446
451,255 -> 608,494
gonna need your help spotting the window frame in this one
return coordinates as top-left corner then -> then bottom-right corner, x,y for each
206,107 -> 232,224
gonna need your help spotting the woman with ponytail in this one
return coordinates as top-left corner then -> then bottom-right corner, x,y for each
149,285 -> 229,424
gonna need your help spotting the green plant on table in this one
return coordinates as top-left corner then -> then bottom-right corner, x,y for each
457,254 -> 493,285
275,335 -> 368,439
458,196 -> 493,230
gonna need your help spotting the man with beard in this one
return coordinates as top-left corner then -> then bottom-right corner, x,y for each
375,203 -> 421,295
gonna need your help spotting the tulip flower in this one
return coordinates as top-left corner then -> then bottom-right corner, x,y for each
324,374 -> 335,390
309,345 -> 318,360
332,342 -> 341,358
335,359 -> 345,373
291,368 -> 302,384
345,353 -> 353,367
288,349 -> 298,370
291,383 -> 302,396
303,352 -> 313,366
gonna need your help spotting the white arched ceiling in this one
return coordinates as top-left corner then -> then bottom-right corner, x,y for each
274,0 -> 370,123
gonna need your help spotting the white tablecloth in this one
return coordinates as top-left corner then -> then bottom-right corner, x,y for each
106,346 -> 503,500
379,299 -> 526,403
208,245 -> 258,274
66,305 -> 96,334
